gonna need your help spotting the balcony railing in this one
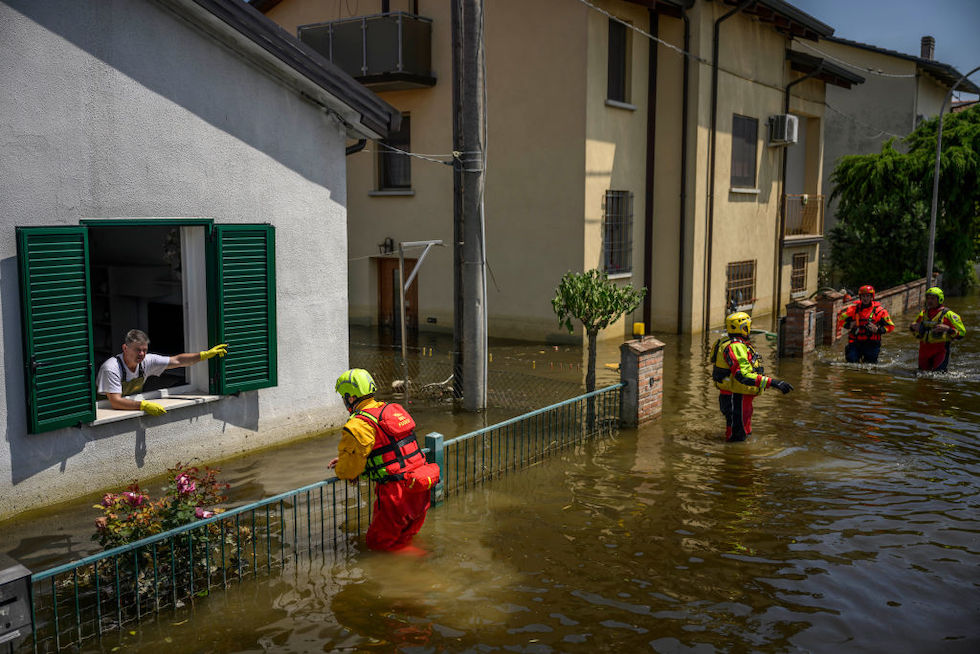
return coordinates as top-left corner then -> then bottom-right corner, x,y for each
298,12 -> 436,91
783,194 -> 824,238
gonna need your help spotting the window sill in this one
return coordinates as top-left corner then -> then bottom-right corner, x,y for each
605,99 -> 636,112
606,271 -> 633,280
369,189 -> 415,197
730,187 -> 760,195
91,385 -> 221,426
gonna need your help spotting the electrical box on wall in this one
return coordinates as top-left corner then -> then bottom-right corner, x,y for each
768,114 -> 799,146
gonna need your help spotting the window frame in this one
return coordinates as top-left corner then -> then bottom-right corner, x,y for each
790,252 -> 808,297
730,114 -> 759,189
377,113 -> 412,191
602,190 -> 634,276
606,18 -> 631,104
726,259 -> 757,311
17,218 -> 278,434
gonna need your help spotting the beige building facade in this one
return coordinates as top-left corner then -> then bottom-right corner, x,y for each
260,0 -> 863,338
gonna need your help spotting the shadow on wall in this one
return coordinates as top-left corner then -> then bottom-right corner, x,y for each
5,0 -> 338,189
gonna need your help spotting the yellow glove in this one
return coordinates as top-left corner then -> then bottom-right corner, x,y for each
200,344 -> 228,360
140,401 -> 167,416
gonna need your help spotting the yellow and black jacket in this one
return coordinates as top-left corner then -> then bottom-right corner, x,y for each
711,335 -> 772,396
911,306 -> 966,343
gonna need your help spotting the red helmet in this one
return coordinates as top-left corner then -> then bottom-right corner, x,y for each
859,285 -> 875,296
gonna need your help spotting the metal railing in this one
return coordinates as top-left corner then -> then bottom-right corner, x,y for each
783,194 -> 824,237
27,480 -> 373,653
23,383 -> 624,652
427,383 -> 624,497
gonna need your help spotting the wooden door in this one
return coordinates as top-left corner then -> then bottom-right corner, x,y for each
377,257 -> 418,331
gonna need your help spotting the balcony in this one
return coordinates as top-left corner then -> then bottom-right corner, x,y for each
783,194 -> 824,240
298,12 -> 436,92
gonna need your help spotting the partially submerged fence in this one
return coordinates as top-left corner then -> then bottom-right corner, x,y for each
21,382 -> 624,653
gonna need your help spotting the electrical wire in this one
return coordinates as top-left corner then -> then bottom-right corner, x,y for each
795,39 -> 918,78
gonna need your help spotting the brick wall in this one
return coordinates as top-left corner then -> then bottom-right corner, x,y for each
619,336 -> 664,426
783,299 -> 817,356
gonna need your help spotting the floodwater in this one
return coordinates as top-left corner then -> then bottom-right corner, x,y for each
4,294 -> 980,652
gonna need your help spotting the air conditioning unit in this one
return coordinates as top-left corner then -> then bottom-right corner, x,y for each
768,114 -> 799,146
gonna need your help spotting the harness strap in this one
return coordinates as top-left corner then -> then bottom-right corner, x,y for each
116,355 -> 144,383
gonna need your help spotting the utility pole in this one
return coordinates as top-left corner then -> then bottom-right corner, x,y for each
451,0 -> 487,411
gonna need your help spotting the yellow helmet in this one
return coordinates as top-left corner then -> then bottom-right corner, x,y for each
725,312 -> 752,337
926,286 -> 944,304
335,368 -> 377,402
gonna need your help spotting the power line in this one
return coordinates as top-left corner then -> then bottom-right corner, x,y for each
795,40 -> 917,78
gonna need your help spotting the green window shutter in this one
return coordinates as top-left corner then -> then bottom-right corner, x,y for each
16,227 -> 96,433
209,224 -> 278,394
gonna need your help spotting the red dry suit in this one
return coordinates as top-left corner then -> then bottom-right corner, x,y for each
344,401 -> 440,551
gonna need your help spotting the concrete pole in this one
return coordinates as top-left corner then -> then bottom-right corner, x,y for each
927,65 -> 979,282
454,0 -> 487,411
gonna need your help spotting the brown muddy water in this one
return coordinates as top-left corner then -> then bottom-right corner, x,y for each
3,296 -> 980,652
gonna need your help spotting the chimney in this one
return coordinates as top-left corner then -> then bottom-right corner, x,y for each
921,35 -> 935,60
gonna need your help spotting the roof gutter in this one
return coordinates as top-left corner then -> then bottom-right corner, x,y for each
704,0 -> 756,334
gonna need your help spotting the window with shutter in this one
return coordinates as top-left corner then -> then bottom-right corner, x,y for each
209,224 -> 278,394
16,227 -> 96,433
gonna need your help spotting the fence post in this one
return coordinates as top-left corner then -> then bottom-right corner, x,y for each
783,299 -> 817,356
425,432 -> 445,505
815,289 -> 846,346
619,336 -> 664,427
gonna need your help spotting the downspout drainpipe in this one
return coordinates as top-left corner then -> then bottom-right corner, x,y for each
643,10 -> 659,332
772,62 -> 822,324
704,0 -> 756,334
676,6 -> 690,334
345,139 -> 367,156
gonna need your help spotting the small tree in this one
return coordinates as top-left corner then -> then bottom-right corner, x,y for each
552,269 -> 646,394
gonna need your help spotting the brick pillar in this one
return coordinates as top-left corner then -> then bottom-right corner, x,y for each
783,299 -> 817,356
815,290 -> 846,345
619,336 -> 664,427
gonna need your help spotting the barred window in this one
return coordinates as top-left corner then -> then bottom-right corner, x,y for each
726,260 -> 756,310
378,114 -> 411,190
790,253 -> 807,295
603,191 -> 633,274
731,114 -> 758,188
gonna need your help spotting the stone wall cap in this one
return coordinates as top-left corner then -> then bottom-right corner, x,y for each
622,336 -> 665,353
786,299 -> 817,309
815,289 -> 845,300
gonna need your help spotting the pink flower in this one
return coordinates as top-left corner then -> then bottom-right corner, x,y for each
101,493 -> 116,507
94,517 -> 108,530
175,474 -> 196,495
122,491 -> 144,507
195,507 -> 214,519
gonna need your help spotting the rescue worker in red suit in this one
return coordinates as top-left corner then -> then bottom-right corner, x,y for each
909,286 -> 966,372
328,369 -> 440,552
837,285 -> 895,363
711,312 -> 793,442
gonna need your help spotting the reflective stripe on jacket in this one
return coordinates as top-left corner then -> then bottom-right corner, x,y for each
353,403 -> 426,483
711,336 -> 771,396
912,306 -> 966,343
837,300 -> 895,343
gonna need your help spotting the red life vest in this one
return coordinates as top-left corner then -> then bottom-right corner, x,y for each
844,301 -> 888,343
353,403 -> 428,484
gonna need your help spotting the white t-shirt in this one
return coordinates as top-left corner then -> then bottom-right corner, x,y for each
96,353 -> 172,395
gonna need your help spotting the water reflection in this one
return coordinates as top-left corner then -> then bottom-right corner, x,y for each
6,294 -> 980,652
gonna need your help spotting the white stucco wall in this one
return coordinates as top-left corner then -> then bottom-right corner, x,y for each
0,0 -> 352,519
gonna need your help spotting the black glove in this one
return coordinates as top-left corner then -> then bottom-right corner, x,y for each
771,379 -> 794,394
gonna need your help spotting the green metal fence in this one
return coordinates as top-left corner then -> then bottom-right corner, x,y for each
426,383 -> 624,498
23,382 -> 623,652
26,480 -> 374,653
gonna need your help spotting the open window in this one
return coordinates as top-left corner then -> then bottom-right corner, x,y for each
16,220 -> 277,434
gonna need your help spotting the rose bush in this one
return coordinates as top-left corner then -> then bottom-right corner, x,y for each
92,463 -> 229,550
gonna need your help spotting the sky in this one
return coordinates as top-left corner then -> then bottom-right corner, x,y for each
790,0 -> 980,99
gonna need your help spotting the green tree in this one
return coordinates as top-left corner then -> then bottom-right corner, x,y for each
552,269 -> 646,394
829,105 -> 980,293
